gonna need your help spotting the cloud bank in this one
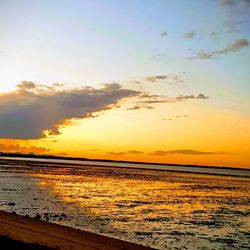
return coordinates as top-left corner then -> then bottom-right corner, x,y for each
0,143 -> 50,155
0,82 -> 139,139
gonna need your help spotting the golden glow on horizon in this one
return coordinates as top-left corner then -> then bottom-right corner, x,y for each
1,101 -> 250,168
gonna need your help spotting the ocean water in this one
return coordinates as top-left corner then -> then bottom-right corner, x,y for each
0,158 -> 249,249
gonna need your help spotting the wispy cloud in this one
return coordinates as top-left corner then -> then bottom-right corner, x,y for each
176,93 -> 209,100
223,20 -> 243,32
189,38 -> 248,59
160,32 -> 167,37
127,93 -> 209,110
218,0 -> 250,33
144,75 -> 168,83
127,105 -> 154,110
183,31 -> 195,39
209,32 -> 218,38
144,74 -> 184,84
149,149 -> 227,156
107,150 -> 144,156
162,114 -> 189,121
220,0 -> 250,7
150,54 -> 166,61
0,82 -> 139,139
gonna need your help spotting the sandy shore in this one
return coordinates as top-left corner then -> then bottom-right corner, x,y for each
0,210 -> 152,250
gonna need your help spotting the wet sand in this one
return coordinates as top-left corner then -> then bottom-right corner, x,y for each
0,210 -> 152,250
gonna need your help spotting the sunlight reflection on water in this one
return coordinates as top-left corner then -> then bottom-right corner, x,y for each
0,161 -> 250,249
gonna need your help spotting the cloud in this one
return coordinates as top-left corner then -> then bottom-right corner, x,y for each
162,114 -> 189,121
160,32 -> 167,36
107,150 -> 144,156
176,93 -> 209,101
16,81 -> 56,92
220,0 -> 250,6
209,31 -> 224,39
0,143 -> 50,155
226,38 -> 248,51
220,0 -> 237,5
149,149 -> 226,156
190,38 -> 248,59
126,105 -> 141,111
144,74 -> 184,84
144,75 -> 168,83
150,54 -> 166,61
219,0 -> 250,34
127,105 -> 154,110
219,0 -> 250,14
223,20 -> 243,32
127,94 -> 168,110
127,93 -> 209,110
16,81 -> 36,90
0,82 -> 139,139
183,32 -> 195,39
52,82 -> 64,87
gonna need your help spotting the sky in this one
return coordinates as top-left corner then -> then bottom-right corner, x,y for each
0,0 -> 250,168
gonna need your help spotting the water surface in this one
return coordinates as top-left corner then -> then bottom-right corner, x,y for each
0,159 -> 249,249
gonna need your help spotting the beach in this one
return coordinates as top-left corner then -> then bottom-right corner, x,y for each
0,158 -> 250,249
0,210 -> 152,249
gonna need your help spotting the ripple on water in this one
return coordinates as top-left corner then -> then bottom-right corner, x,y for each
0,161 -> 249,249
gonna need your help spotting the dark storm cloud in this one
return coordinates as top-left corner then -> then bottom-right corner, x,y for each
0,82 -> 139,139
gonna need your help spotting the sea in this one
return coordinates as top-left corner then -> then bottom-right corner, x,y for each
0,157 -> 249,249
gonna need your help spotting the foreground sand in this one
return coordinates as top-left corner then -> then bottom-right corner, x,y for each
0,210 -> 152,250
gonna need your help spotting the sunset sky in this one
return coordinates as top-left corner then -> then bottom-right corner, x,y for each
0,0 -> 250,168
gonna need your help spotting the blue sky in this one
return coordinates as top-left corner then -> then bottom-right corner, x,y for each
1,0 -> 249,90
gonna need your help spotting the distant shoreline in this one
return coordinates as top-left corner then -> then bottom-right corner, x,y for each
0,152 -> 248,171
1,155 -> 250,178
